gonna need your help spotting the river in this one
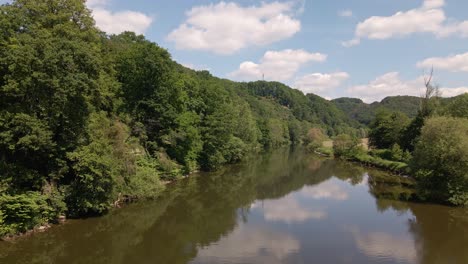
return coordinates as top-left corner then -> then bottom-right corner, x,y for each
1,148 -> 467,264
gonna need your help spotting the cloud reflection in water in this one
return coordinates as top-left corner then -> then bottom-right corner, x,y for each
193,223 -> 300,264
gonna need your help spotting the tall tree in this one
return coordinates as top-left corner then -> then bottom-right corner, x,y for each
0,0 -> 111,190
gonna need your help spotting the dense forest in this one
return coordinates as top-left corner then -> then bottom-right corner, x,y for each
0,0 -> 467,238
0,0 -> 362,236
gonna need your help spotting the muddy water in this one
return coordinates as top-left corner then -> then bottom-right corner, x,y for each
1,148 -> 467,264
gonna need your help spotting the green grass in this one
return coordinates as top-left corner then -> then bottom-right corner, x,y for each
315,147 -> 334,157
350,152 -> 409,174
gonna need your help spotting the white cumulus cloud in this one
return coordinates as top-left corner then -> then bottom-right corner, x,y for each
86,0 -> 153,35
229,49 -> 326,82
347,72 -> 468,103
417,52 -> 468,72
167,1 -> 301,54
294,72 -> 350,96
439,86 -> 468,97
343,0 -> 468,47
347,72 -> 426,103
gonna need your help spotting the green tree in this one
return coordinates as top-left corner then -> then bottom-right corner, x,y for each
412,117 -> 468,206
442,93 -> 468,118
0,0 -> 114,190
368,110 -> 410,149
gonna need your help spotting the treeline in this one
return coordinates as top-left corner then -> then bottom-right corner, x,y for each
0,0 -> 359,236
324,91 -> 468,206
368,92 -> 468,206
332,95 -> 439,125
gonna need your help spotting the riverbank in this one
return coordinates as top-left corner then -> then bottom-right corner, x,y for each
315,138 -> 409,175
0,172 -> 193,241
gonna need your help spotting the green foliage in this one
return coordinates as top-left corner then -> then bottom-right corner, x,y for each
0,192 -> 56,236
369,144 -> 412,163
333,134 -> 361,157
352,153 -> 409,174
305,128 -> 328,151
400,113 -> 425,151
332,96 -> 421,125
411,117 -> 468,206
124,157 -> 163,198
315,147 -> 334,157
442,93 -> 468,118
66,131 -> 116,216
368,110 -> 410,149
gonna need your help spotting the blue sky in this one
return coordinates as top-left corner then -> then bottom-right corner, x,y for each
2,0 -> 468,102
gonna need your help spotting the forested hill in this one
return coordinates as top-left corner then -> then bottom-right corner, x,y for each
332,96 -> 423,125
0,0 -> 362,236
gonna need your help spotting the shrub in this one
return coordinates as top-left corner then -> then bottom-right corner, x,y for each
0,192 -> 55,236
411,117 -> 468,206
124,157 -> 164,199
333,134 -> 361,158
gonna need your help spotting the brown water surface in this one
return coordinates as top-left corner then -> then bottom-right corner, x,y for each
1,148 -> 467,264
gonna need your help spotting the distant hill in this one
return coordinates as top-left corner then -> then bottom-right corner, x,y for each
332,96 -> 421,125
331,95 -> 465,125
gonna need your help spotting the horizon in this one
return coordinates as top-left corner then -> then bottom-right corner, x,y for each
1,0 -> 467,103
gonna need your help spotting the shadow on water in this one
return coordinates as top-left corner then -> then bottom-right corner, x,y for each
1,148 -> 467,264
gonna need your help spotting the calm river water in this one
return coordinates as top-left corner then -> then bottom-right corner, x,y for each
1,148 -> 467,264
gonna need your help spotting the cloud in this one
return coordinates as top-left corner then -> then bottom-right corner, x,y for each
338,10 -> 353,17
347,72 -> 468,103
343,0 -> 468,47
422,0 -> 445,9
86,0 -> 153,35
347,72 -> 426,103
294,72 -> 349,96
195,224 -> 300,264
229,49 -> 326,82
417,52 -> 468,72
439,86 -> 468,97
167,1 -> 301,54
300,181 -> 349,201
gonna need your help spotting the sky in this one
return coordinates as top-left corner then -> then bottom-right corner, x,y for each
2,0 -> 468,103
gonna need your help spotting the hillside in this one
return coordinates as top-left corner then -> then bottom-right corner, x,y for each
332,96 -> 422,125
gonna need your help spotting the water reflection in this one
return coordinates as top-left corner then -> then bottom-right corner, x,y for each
1,148 -> 467,264
301,180 -> 349,201
193,223 -> 300,264
251,195 -> 327,223
349,226 -> 417,263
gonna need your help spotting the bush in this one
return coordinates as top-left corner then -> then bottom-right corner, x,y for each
66,139 -> 116,217
333,134 -> 361,158
124,157 -> 164,198
369,144 -> 412,163
411,117 -> 468,206
0,192 -> 56,236
305,128 -> 327,151
223,136 -> 247,163
315,147 -> 334,157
